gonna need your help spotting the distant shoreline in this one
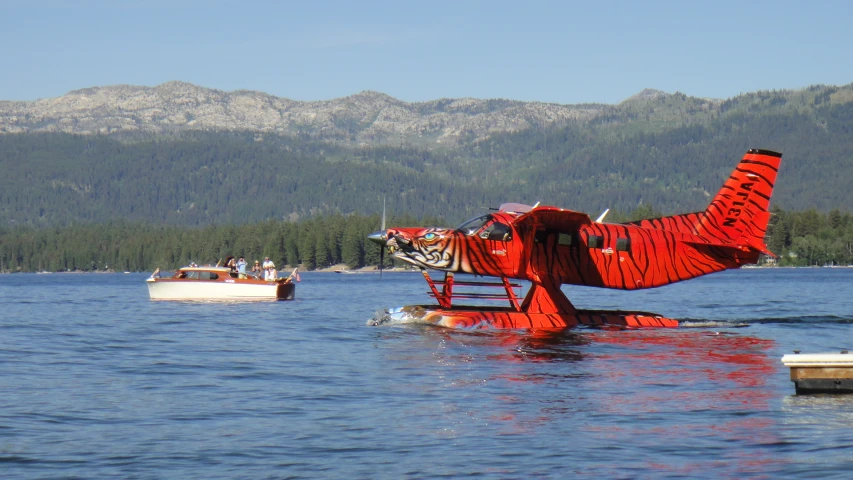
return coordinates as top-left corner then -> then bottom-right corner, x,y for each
0,263 -> 417,274
6,263 -> 849,275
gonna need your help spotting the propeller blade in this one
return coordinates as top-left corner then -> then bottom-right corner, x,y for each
379,196 -> 387,279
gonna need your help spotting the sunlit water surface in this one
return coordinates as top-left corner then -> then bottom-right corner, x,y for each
2,269 -> 853,478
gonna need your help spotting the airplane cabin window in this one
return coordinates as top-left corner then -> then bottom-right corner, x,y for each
558,233 -> 572,246
616,237 -> 631,252
587,235 -> 603,249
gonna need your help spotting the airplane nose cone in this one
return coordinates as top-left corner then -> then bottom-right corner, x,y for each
367,230 -> 387,246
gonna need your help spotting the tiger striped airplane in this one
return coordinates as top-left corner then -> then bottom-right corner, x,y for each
368,149 -> 781,329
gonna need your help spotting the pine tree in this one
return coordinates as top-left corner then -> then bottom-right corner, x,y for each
341,222 -> 365,268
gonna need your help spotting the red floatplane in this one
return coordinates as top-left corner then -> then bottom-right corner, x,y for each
368,149 -> 781,329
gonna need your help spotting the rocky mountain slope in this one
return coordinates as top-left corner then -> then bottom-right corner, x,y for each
0,81 -> 613,146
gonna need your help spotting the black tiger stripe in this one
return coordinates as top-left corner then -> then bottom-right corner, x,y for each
741,158 -> 780,171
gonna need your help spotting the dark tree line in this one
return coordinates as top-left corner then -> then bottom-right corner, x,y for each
765,207 -> 853,266
2,207 -> 851,273
0,213 -> 445,273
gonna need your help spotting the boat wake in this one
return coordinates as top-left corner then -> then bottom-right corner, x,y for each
368,312 -> 853,328
367,308 -> 421,326
679,315 -> 853,327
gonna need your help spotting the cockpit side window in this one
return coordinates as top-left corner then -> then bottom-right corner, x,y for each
480,222 -> 512,241
456,214 -> 492,235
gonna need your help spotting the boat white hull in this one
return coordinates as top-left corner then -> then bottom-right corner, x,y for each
146,278 -> 295,301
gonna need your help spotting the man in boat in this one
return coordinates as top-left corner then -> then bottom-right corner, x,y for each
262,257 -> 274,280
237,257 -> 247,278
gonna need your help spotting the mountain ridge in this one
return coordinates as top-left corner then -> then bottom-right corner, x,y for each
0,81 -> 611,146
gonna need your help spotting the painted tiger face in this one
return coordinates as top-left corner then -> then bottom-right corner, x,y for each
386,227 -> 465,272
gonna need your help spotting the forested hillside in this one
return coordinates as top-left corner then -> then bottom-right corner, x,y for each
0,132 -> 493,225
1,83 -> 852,229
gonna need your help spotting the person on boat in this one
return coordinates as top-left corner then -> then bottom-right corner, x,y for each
266,265 -> 278,281
226,256 -> 237,272
237,257 -> 247,278
261,257 -> 272,279
251,260 -> 262,279
264,256 -> 277,280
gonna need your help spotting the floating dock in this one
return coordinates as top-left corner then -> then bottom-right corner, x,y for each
781,351 -> 853,394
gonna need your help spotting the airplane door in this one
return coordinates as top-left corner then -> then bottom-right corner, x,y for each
481,221 -> 514,274
529,229 -> 575,281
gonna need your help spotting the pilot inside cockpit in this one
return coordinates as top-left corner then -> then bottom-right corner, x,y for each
481,221 -> 512,241
456,214 -> 512,241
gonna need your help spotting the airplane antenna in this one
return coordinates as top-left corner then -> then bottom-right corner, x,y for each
532,201 -> 540,209
595,208 -> 610,223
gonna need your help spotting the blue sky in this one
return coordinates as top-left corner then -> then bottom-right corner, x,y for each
2,0 -> 852,104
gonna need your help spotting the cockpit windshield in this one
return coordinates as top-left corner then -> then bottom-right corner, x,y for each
456,214 -> 492,235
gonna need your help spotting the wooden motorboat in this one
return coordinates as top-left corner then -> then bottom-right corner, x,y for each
146,266 -> 295,301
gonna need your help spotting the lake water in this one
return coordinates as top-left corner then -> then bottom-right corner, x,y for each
2,268 -> 853,478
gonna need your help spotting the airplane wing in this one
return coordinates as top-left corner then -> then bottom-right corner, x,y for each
512,206 -> 593,232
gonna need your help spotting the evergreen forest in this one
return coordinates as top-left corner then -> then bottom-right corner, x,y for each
1,207 -> 851,273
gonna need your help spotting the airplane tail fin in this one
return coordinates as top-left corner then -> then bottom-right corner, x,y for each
693,149 -> 782,255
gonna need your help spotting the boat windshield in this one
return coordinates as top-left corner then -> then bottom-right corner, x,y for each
456,214 -> 492,235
